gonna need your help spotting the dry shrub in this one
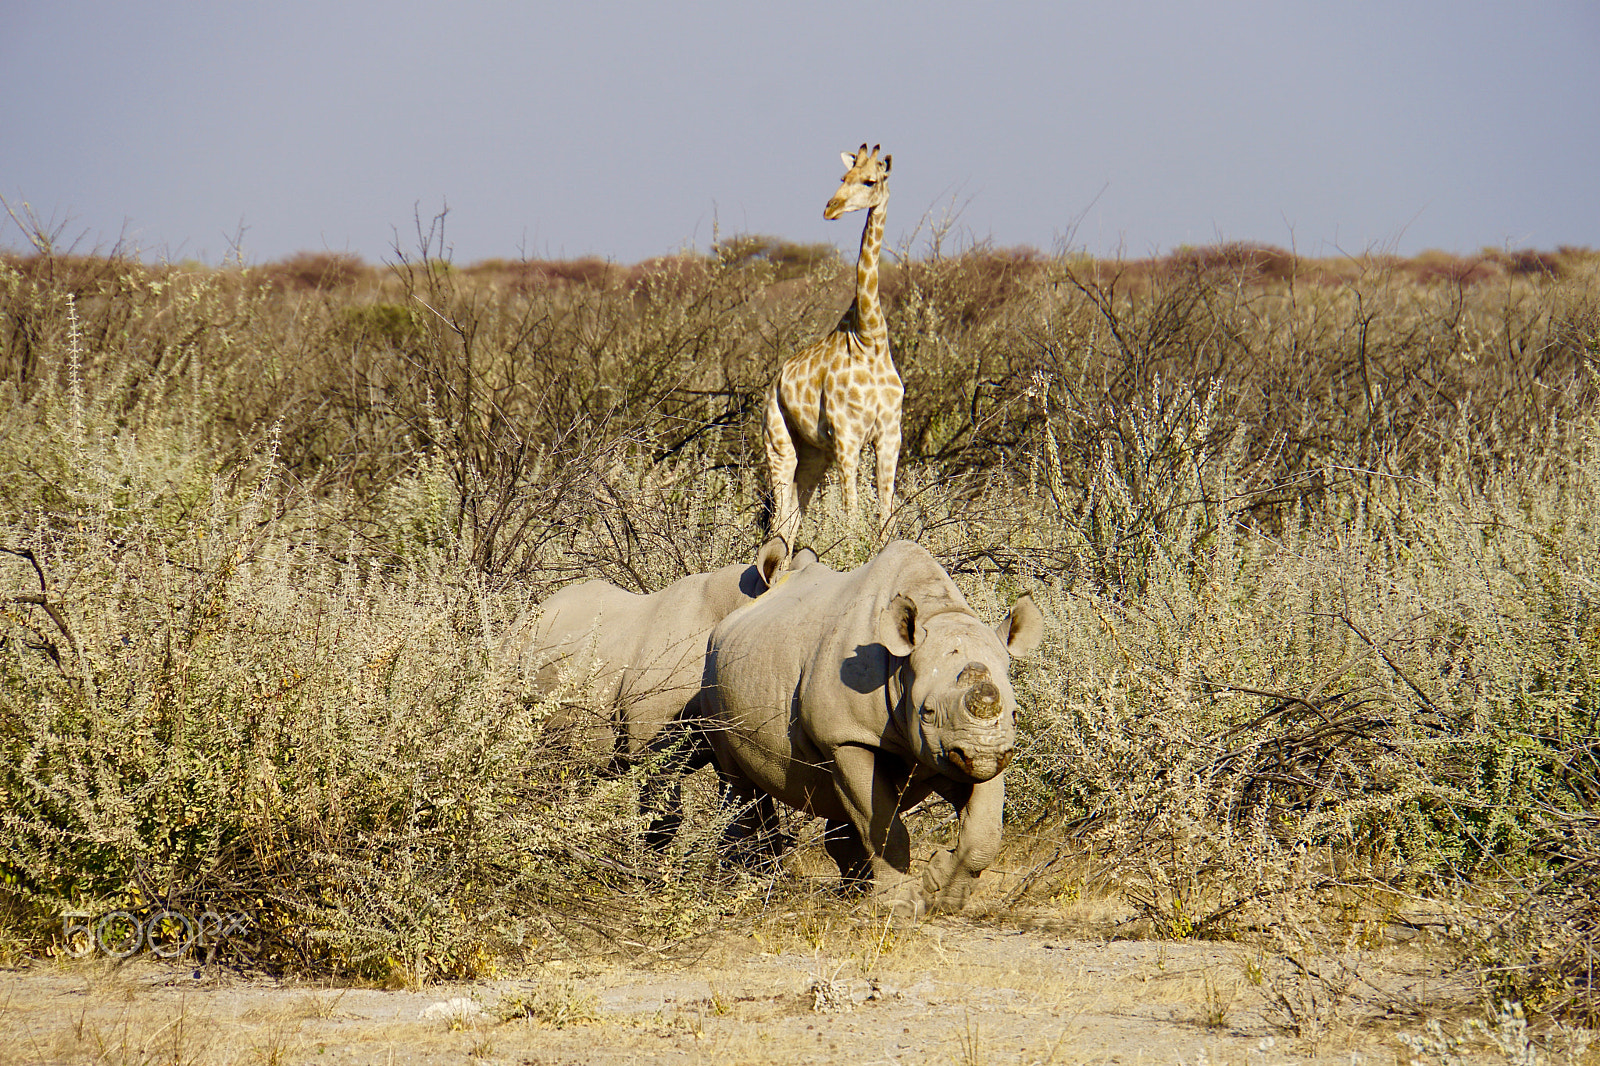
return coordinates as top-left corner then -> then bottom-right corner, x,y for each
0,244 -> 776,977
622,253 -> 716,302
1502,248 -> 1565,278
1169,241 -> 1298,283
0,428 -> 759,978
1469,819 -> 1599,1024
481,256 -> 621,291
884,244 -> 1048,465
986,247 -> 1600,556
0,251 -> 144,293
2,227 -> 1599,1014
1003,405 -> 1600,1022
715,234 -> 839,282
1407,252 -> 1501,286
259,251 -> 370,290
888,244 -> 1046,328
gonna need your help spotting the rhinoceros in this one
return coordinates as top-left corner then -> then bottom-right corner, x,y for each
502,536 -> 795,763
699,539 -> 1044,917
501,537 -> 808,844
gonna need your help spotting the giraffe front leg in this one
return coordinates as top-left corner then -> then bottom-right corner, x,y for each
874,419 -> 901,539
792,446 -> 830,535
834,437 -> 862,528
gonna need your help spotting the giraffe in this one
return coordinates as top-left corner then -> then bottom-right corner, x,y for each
764,143 -> 903,547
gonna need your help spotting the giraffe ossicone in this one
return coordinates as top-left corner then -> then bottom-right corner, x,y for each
764,143 -> 904,549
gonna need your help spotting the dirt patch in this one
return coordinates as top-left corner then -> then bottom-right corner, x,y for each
2,916 -> 1509,1066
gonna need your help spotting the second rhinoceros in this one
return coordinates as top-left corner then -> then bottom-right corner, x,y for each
501,537 -> 803,844
699,539 -> 1044,917
502,537 -> 795,764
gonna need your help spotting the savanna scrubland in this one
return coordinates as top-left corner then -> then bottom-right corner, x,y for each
2,214 -> 1598,1055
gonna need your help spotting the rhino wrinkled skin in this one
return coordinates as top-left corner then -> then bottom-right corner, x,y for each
700,539 -> 1044,917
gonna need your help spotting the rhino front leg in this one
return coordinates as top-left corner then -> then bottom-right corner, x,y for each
922,775 -> 1006,913
829,744 -> 920,914
639,698 -> 716,850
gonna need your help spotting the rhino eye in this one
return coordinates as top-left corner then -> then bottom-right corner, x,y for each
920,705 -> 937,720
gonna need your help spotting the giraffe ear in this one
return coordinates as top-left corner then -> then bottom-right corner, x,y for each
882,154 -> 892,176
840,151 -> 857,169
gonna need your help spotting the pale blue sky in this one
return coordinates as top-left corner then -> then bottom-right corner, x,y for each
4,1 -> 1597,265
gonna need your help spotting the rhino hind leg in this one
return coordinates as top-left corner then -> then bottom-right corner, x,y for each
718,778 -> 794,870
640,774 -> 689,851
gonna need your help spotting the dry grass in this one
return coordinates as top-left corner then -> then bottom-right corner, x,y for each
0,929 -> 1560,1065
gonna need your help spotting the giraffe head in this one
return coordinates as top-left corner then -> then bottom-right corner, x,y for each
824,143 -> 892,220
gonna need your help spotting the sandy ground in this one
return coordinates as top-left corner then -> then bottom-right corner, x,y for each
2,910 -> 1528,1066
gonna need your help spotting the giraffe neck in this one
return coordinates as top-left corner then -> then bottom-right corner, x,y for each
851,203 -> 887,344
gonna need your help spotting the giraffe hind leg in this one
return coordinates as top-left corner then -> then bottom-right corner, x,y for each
763,398 -> 803,544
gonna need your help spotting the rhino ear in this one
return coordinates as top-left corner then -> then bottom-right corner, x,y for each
756,535 -> 789,588
878,592 -> 918,657
998,593 -> 1045,658
792,545 -> 820,569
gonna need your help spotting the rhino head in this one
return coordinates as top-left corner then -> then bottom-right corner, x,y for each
878,591 -> 1045,782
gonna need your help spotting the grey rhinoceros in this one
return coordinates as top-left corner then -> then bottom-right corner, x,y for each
501,536 -> 795,763
699,539 -> 1044,917
501,537 -> 804,844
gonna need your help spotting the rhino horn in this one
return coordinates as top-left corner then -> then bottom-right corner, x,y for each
964,679 -> 1003,720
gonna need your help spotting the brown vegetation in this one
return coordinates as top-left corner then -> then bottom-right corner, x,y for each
1,224 -> 1598,1041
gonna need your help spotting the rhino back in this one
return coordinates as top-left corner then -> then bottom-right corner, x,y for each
511,580 -> 643,678
705,543 -> 971,775
629,562 -> 756,652
597,562 -> 757,748
796,542 -> 974,747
